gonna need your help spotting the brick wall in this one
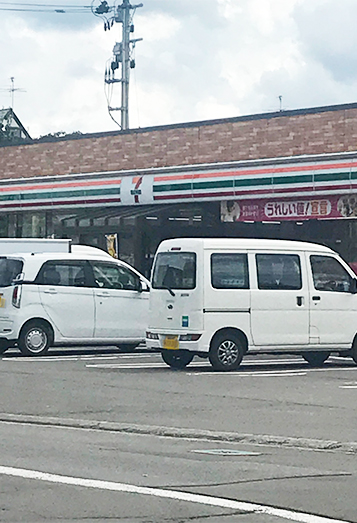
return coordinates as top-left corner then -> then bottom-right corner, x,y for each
2,103 -> 357,181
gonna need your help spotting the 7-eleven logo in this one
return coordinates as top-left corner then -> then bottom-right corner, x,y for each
130,176 -> 143,203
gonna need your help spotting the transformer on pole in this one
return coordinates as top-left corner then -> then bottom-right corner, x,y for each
92,0 -> 143,130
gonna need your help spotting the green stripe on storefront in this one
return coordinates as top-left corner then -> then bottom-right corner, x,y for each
153,170 -> 357,195
0,187 -> 120,202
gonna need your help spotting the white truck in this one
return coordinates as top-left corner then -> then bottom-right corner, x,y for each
0,238 -> 72,254
0,239 -> 112,257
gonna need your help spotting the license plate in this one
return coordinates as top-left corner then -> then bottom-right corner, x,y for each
163,335 -> 179,350
0,295 -> 5,308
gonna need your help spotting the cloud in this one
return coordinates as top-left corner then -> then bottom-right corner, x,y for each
1,0 -> 357,138
293,0 -> 357,83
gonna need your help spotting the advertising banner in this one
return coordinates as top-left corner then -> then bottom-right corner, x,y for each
105,234 -> 118,258
221,195 -> 357,222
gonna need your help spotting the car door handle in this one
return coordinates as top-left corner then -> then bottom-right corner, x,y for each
43,288 -> 57,294
312,296 -> 321,301
296,296 -> 303,306
96,291 -> 111,297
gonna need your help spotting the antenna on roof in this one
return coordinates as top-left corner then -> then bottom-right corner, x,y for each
0,77 -> 26,110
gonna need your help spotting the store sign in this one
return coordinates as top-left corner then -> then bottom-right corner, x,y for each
221,195 -> 357,222
120,175 -> 154,205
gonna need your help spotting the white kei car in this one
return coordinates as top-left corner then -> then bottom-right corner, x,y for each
0,251 -> 150,356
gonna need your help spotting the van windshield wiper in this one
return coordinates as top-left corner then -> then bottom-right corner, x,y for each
163,285 -> 175,297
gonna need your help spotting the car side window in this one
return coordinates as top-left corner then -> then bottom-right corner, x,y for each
91,262 -> 140,290
256,254 -> 302,290
310,255 -> 353,292
36,261 -> 90,287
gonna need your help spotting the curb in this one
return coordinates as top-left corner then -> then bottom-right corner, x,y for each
1,413 -> 356,454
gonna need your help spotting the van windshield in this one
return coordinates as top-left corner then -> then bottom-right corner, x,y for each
0,258 -> 23,287
152,252 -> 196,290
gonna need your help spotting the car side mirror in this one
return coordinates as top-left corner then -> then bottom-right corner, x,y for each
350,279 -> 357,294
13,272 -> 24,284
139,280 -> 150,292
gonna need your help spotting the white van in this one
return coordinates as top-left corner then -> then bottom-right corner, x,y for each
0,251 -> 150,356
146,238 -> 357,370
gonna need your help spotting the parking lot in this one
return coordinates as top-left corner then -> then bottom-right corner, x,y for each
0,349 -> 356,522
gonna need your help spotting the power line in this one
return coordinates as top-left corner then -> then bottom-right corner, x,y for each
0,2 -> 91,13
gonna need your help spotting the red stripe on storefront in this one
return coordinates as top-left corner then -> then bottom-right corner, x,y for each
153,161 -> 357,182
0,197 -> 122,209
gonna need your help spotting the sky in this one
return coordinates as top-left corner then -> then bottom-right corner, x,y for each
1,0 -> 357,138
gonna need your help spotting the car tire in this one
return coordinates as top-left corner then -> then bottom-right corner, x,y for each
161,350 -> 194,369
350,341 -> 357,365
209,332 -> 244,371
117,344 -> 139,352
18,321 -> 51,356
302,351 -> 330,366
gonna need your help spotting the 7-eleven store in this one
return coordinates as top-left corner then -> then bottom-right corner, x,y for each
2,150 -> 357,277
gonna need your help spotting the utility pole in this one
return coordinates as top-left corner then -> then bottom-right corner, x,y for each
93,0 -> 143,130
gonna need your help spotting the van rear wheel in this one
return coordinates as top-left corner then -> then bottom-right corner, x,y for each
302,351 -> 330,366
18,321 -> 51,356
209,332 -> 244,371
161,350 -> 193,369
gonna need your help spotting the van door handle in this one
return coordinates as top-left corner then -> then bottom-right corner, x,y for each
296,296 -> 303,306
43,288 -> 57,294
312,296 -> 321,301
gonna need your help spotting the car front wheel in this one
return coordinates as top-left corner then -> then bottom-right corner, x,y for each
302,351 -> 330,366
116,344 -> 139,352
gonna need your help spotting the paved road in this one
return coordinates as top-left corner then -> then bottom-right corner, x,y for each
0,349 -> 356,522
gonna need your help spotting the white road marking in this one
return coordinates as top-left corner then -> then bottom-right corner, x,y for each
1,353 -> 156,362
0,465 -> 349,523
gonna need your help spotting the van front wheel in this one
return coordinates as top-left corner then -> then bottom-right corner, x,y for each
18,322 -> 51,356
162,350 -> 193,369
209,332 -> 244,371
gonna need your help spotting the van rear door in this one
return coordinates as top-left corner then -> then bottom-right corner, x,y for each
150,251 -> 203,332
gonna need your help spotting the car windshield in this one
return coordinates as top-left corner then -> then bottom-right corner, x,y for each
0,258 -> 23,287
152,252 -> 196,290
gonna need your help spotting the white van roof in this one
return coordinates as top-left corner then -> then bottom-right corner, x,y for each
157,238 -> 335,254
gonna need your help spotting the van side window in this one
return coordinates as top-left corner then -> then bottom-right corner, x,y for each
211,254 -> 249,289
256,254 -> 302,290
310,256 -> 353,292
36,262 -> 90,287
91,262 -> 140,290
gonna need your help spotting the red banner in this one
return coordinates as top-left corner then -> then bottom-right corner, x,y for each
221,195 -> 357,222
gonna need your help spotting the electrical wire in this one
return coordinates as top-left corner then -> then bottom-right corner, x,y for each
0,2 -> 91,12
104,58 -> 121,129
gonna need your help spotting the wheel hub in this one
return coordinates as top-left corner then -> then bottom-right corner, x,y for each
218,340 -> 238,364
26,329 -> 46,352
